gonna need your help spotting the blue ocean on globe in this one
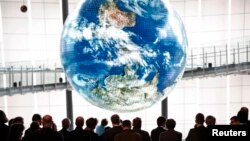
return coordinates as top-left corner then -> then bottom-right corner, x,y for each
61,0 -> 187,112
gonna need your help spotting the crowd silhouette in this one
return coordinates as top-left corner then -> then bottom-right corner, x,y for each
0,106 -> 249,141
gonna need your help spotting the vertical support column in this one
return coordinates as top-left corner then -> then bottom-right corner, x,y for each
62,0 -> 69,23
62,0 -> 73,131
161,98 -> 168,118
66,89 -> 73,130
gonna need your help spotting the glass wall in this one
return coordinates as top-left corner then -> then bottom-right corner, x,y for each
0,0 -> 250,139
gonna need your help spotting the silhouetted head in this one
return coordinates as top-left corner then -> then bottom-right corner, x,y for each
105,126 -> 111,132
75,116 -> 84,128
240,107 -> 249,113
32,114 -> 42,125
157,116 -> 166,127
111,114 -> 120,125
230,116 -> 240,125
166,119 -> 176,130
12,116 -> 24,125
8,124 -> 25,140
86,117 -> 98,130
132,117 -> 142,129
42,115 -> 53,128
122,120 -> 131,130
62,118 -> 71,129
195,113 -> 205,125
237,110 -> 248,124
101,118 -> 108,126
205,115 -> 216,126
0,110 -> 8,123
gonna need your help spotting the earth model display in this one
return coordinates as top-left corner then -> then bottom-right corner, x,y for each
61,0 -> 187,112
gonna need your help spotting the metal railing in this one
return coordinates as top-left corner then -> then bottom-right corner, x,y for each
186,43 -> 250,70
0,41 -> 250,95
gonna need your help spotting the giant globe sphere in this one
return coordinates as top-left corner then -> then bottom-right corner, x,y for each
61,0 -> 187,112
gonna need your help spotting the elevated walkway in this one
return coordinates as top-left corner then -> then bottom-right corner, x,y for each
183,62 -> 250,79
0,44 -> 250,96
1,62 -> 250,96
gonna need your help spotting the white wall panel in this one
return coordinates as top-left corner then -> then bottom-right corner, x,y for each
2,18 -> 29,33
1,2 -> 27,18
183,79 -> 197,87
0,97 -> 5,107
171,1 -> 185,17
241,103 -> 250,109
231,15 -> 244,30
184,88 -> 197,103
30,3 -> 45,19
230,75 -> 243,86
202,16 -> 227,31
185,17 -> 200,33
175,80 -> 185,88
185,1 -> 198,17
199,88 -> 226,104
7,93 -> 34,107
183,104 -> 197,121
44,3 -> 61,19
7,107 -> 34,126
229,103 -> 243,117
169,88 -> 185,104
230,31 -> 245,42
200,76 -> 227,88
202,0 -> 228,15
231,0 -> 245,14
200,31 -> 228,46
242,75 -> 250,85
48,90 -> 65,106
36,92 -> 50,106
45,19 -> 62,34
244,14 -> 250,29
242,86 -> 250,102
168,104 -> 185,120
186,32 -> 201,48
199,105 -> 227,124
229,86 -> 242,102
49,106 -> 66,122
246,0 -> 250,13
3,34 -> 28,50
0,0 -> 250,139
31,20 -> 46,34
244,30 -> 250,38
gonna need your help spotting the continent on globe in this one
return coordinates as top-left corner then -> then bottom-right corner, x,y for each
99,1 -> 136,29
91,65 -> 159,107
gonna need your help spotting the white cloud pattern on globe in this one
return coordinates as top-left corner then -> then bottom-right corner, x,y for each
61,0 -> 187,112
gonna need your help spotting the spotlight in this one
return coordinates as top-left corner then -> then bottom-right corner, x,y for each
20,5 -> 27,13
